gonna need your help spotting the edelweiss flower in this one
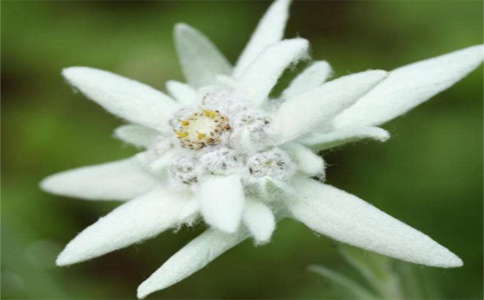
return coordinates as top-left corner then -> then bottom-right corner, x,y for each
41,0 -> 484,298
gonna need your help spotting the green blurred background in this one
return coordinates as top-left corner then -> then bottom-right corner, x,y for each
2,1 -> 483,299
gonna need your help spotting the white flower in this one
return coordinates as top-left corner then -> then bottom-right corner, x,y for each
40,0 -> 484,298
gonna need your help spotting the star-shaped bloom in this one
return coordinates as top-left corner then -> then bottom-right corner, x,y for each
41,0 -> 484,298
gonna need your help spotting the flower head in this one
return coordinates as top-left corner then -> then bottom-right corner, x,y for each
41,0 -> 484,298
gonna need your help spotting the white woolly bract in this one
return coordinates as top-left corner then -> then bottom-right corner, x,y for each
174,24 -> 232,88
300,127 -> 390,151
40,158 -> 159,201
332,45 -> 484,129
243,198 -> 276,244
285,143 -> 325,177
198,175 -> 246,233
285,178 -> 463,268
271,70 -> 388,145
234,0 -> 292,77
56,188 -> 190,266
237,38 -> 309,107
114,124 -> 159,148
137,229 -> 248,299
166,80 -> 197,105
177,199 -> 200,225
282,60 -> 333,98
62,67 -> 180,130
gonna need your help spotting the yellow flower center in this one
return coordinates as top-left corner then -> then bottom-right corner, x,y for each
175,108 -> 231,150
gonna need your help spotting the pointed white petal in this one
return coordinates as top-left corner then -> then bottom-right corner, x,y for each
40,158 -> 159,201
114,124 -> 159,148
234,0 -> 292,77
174,24 -> 232,88
243,198 -> 276,244
282,61 -> 333,98
332,45 -> 484,129
237,38 -> 309,107
199,175 -> 245,233
166,80 -> 197,105
270,71 -> 388,145
56,188 -> 189,266
62,67 -> 180,130
137,229 -> 248,299
300,127 -> 390,151
285,178 -> 463,268
285,143 -> 325,177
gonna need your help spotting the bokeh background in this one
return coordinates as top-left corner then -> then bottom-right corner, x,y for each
2,1 -> 483,299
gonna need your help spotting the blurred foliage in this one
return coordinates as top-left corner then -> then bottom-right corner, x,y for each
308,245 -> 438,300
1,1 -> 483,299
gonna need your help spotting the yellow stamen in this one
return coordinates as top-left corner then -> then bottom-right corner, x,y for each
197,131 -> 206,140
202,108 -> 217,119
176,131 -> 188,138
179,120 -> 190,127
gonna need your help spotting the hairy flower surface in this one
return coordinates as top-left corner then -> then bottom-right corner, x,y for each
41,0 -> 483,298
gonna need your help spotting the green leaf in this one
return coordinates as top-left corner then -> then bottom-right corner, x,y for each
307,265 -> 379,300
338,245 -> 404,299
